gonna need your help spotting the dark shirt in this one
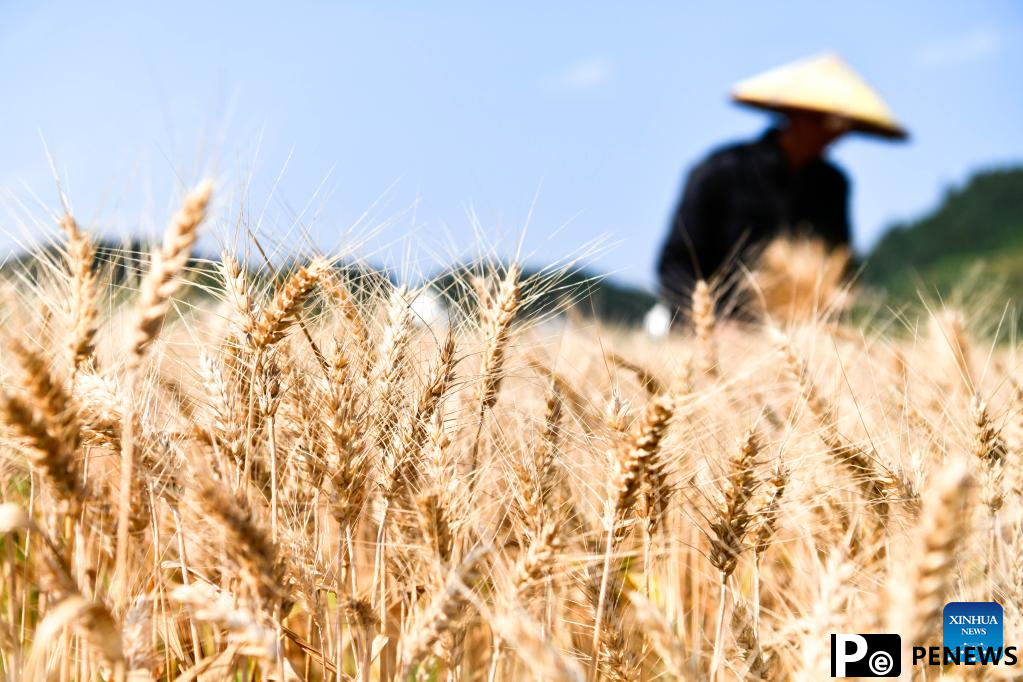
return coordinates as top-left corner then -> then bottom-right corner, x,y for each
657,128 -> 850,311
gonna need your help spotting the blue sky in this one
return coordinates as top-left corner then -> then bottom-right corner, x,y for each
1,1 -> 1021,288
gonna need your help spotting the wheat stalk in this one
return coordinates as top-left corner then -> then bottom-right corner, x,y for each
591,392 -> 673,682
708,429 -> 761,681
897,461 -> 973,655
116,179 -> 213,615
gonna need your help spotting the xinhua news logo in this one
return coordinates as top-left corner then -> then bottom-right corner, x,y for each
830,634 -> 900,677
943,601 -> 1003,659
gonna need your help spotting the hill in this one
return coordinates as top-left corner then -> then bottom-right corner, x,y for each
1,240 -> 658,326
865,166 -> 1023,303
13,165 -> 1018,330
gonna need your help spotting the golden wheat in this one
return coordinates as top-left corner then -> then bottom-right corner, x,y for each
0,186 -> 1019,682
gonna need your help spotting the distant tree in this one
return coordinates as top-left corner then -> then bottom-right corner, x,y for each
865,166 -> 1023,302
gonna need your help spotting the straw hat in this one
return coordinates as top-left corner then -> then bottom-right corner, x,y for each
731,52 -> 907,140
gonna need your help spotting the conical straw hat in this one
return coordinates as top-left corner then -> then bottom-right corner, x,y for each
731,53 -> 907,140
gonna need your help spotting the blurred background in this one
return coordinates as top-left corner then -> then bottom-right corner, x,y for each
1,1 -> 1021,317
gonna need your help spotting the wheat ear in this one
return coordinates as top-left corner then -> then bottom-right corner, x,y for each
467,265 -> 522,476
511,520 -> 560,603
731,597 -> 769,679
368,285 -> 413,455
0,340 -> 84,513
218,253 -> 256,341
972,392 -> 1006,522
248,257 -> 331,351
323,340 -> 371,529
193,476 -> 281,605
709,429 -> 761,681
129,180 -> 212,365
709,429 -> 761,578
609,394 -> 674,527
59,213 -> 99,374
972,393 -> 1006,464
692,279 -> 718,376
388,325 -> 457,500
475,264 -> 521,411
513,384 -> 564,533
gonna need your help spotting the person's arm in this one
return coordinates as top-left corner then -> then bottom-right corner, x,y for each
658,159 -> 726,310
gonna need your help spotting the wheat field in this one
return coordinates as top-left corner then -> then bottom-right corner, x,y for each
0,180 -> 1019,681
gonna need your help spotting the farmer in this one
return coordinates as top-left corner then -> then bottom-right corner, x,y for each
656,53 -> 906,317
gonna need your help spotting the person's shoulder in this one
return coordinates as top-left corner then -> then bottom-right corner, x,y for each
691,137 -> 757,178
812,157 -> 850,188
